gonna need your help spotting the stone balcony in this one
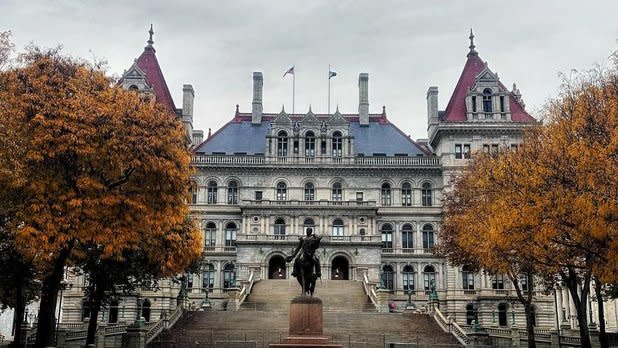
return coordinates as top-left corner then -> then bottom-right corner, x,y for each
192,154 -> 440,168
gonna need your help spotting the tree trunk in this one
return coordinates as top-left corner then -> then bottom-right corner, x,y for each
595,280 -> 609,348
34,247 -> 70,348
563,270 -> 592,348
86,276 -> 105,346
10,280 -> 25,348
524,302 -> 537,348
85,298 -> 101,345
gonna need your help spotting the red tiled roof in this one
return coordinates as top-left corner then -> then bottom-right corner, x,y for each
135,45 -> 176,111
442,51 -> 535,123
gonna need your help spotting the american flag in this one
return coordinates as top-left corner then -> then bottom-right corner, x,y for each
283,66 -> 295,77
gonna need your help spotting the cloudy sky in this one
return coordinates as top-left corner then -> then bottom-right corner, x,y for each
1,0 -> 617,139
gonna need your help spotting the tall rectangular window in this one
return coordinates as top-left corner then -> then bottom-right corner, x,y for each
492,274 -> 505,289
500,95 -> 505,113
455,144 -> 462,159
463,144 -> 471,159
471,96 -> 477,112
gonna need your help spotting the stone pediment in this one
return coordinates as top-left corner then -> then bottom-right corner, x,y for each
272,107 -> 292,124
476,67 -> 499,83
328,109 -> 348,126
301,110 -> 320,124
122,63 -> 147,80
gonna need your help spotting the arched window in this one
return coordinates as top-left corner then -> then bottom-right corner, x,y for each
223,264 -> 236,288
204,222 -> 216,248
332,182 -> 343,201
141,299 -> 151,322
423,265 -> 436,292
187,273 -> 194,289
129,84 -> 139,91
402,265 -> 415,291
189,183 -> 198,204
203,264 -> 215,290
466,303 -> 476,325
304,182 -> 315,201
332,218 -> 344,239
274,218 -> 286,240
381,183 -> 392,206
207,181 -> 218,204
332,131 -> 342,157
421,183 -> 432,206
305,131 -> 315,157
227,181 -> 238,205
401,224 -> 414,250
276,182 -> 287,201
277,130 -> 288,157
225,222 -> 237,247
483,88 -> 493,114
498,303 -> 509,327
382,265 -> 394,290
422,224 -> 434,250
303,218 -> 315,235
381,224 -> 393,249
401,182 -> 412,206
108,299 -> 119,324
462,265 -> 475,290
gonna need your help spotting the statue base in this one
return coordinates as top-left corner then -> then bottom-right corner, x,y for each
270,296 -> 342,348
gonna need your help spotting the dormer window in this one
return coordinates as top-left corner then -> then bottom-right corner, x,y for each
277,131 -> 288,157
482,88 -> 493,115
129,85 -> 139,91
332,131 -> 343,157
305,131 -> 315,157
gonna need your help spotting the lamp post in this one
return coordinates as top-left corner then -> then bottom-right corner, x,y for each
406,287 -> 415,309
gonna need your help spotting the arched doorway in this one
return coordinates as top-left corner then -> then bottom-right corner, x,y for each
331,255 -> 349,280
268,255 -> 287,279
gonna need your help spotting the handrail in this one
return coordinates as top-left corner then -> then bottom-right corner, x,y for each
239,270 -> 255,305
146,305 -> 183,344
362,271 -> 378,307
432,308 -> 469,346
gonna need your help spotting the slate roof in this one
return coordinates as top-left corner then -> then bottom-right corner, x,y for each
194,113 -> 430,156
134,44 -> 176,111
441,48 -> 535,123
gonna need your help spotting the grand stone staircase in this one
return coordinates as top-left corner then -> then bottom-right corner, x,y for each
149,279 -> 461,347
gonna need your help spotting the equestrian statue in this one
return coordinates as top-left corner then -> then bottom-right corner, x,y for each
285,228 -> 322,296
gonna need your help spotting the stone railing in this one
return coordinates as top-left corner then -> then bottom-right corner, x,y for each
432,307 -> 470,346
361,271 -> 378,308
238,270 -> 256,305
192,155 -> 440,167
240,199 -> 377,207
145,305 -> 184,344
238,234 -> 382,243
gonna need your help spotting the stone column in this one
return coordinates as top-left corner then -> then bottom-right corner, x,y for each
122,321 -> 148,348
510,326 -> 521,348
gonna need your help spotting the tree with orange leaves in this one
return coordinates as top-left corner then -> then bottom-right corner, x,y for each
0,47 -> 202,347
439,145 -> 545,348
440,64 -> 618,348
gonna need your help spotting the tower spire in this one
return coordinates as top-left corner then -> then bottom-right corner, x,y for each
468,28 -> 478,56
147,24 -> 154,46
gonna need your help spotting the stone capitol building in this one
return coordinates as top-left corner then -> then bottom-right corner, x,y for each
34,29 -> 616,342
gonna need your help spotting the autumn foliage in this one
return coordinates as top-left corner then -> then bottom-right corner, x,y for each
0,48 -> 202,346
439,65 -> 618,348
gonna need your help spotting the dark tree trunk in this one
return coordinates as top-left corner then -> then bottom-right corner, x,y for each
562,269 -> 592,348
524,301 -> 537,348
595,280 -> 609,348
10,280 -> 25,348
86,276 -> 106,346
34,248 -> 70,348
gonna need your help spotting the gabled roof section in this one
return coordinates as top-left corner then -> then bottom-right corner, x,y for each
133,27 -> 176,111
441,32 -> 535,123
195,112 -> 430,156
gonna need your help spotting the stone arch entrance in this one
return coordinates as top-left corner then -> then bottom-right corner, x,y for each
268,255 -> 287,279
331,255 -> 349,280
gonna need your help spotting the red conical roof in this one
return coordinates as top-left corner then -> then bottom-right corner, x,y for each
441,49 -> 534,123
135,44 -> 176,111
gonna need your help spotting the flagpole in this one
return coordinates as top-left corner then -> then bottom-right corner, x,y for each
292,71 -> 295,115
328,64 -> 331,114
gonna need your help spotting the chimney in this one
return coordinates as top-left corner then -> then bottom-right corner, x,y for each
192,130 -> 204,145
358,73 -> 369,126
182,84 -> 195,140
252,72 -> 263,124
427,86 -> 439,127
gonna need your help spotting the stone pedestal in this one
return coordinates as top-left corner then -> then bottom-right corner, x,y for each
270,297 -> 342,348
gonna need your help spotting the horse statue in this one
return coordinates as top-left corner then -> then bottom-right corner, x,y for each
285,228 -> 322,296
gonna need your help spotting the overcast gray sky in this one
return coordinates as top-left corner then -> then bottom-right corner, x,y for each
1,0 -> 617,139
